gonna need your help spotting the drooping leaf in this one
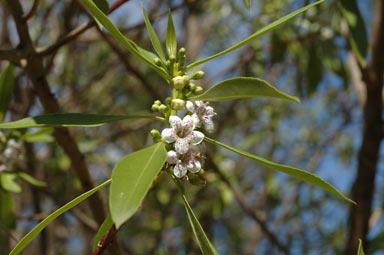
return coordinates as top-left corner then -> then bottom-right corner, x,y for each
9,179 -> 111,255
93,214 -> 113,251
0,113 -> 160,129
339,0 -> 368,67
190,77 -> 299,103
0,189 -> 16,229
243,0 -> 251,11
0,64 -> 15,123
166,10 -> 177,58
0,173 -> 22,193
186,0 -> 324,70
142,5 -> 166,61
80,0 -> 170,79
110,143 -> 167,228
92,0 -> 109,15
18,172 -> 46,188
204,137 -> 355,204
182,195 -> 219,255
357,239 -> 365,255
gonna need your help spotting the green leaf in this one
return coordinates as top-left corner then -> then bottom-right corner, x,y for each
142,5 -> 166,61
339,0 -> 368,67
80,0 -> 170,79
18,172 -> 46,188
190,77 -> 299,102
357,239 -> 365,255
110,143 -> 167,228
243,0 -> 251,11
204,137 -> 355,204
93,214 -> 113,251
166,10 -> 177,58
0,113 -> 160,129
182,195 -> 219,255
92,0 -> 109,15
0,173 -> 22,193
0,189 -> 16,229
21,128 -> 54,143
186,0 -> 324,70
9,179 -> 111,255
0,64 -> 15,123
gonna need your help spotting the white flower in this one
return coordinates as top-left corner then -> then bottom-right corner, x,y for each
166,146 -> 202,178
186,101 -> 215,133
161,115 -> 204,154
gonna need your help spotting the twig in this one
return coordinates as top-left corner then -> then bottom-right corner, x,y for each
22,0 -> 40,21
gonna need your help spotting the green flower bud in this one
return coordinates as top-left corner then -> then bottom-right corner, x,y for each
194,86 -> 204,94
171,99 -> 186,110
165,97 -> 172,105
150,129 -> 161,138
151,104 -> 159,112
189,83 -> 197,91
158,104 -> 168,113
154,100 -> 161,105
169,55 -> 176,62
154,58 -> 162,66
179,47 -> 186,56
172,76 -> 186,90
191,71 -> 205,80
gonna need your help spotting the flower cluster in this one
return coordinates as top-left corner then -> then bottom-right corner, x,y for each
161,101 -> 215,178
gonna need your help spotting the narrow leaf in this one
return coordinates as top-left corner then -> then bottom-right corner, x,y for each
80,0 -> 170,79
0,173 -> 22,193
93,214 -> 113,251
110,143 -> 167,228
0,64 -> 15,123
205,137 -> 355,204
166,10 -> 177,58
338,0 -> 368,67
243,0 -> 251,11
357,239 -> 365,255
0,189 -> 16,229
92,0 -> 109,15
21,128 -> 54,143
187,0 -> 324,70
0,113 -> 160,129
18,172 -> 46,188
10,179 -> 111,255
182,195 -> 219,255
190,77 -> 299,102
142,5 -> 166,61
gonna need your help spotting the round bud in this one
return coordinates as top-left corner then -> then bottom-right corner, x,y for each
154,58 -> 162,66
171,99 -> 186,110
195,86 -> 204,94
150,129 -> 161,138
154,100 -> 161,105
170,55 -> 176,62
179,47 -> 186,55
158,104 -> 168,113
189,83 -> 196,91
191,71 -> 205,80
151,104 -> 159,112
172,76 -> 186,90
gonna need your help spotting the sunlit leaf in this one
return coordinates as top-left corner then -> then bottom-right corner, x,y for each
0,64 -> 15,123
9,179 -> 111,255
166,10 -> 177,58
93,214 -> 113,251
18,172 -> 46,188
339,0 -> 368,67
190,77 -> 299,102
110,143 -> 167,228
182,195 -> 219,255
205,137 -> 355,204
0,113 -> 160,129
187,0 -> 324,70
80,0 -> 170,79
0,173 -> 22,193
142,5 -> 166,61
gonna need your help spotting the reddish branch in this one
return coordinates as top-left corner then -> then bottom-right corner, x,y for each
22,0 -> 40,21
92,226 -> 119,255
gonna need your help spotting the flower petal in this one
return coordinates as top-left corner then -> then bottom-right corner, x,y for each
191,113 -> 201,128
174,161 -> 187,178
186,101 -> 195,113
190,131 -> 204,145
203,117 -> 214,133
187,159 -> 201,173
167,150 -> 178,164
169,116 -> 182,131
205,106 -> 215,116
161,128 -> 176,143
175,137 -> 190,154
182,115 -> 194,134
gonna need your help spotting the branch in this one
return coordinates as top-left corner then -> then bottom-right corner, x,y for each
22,0 -> 40,21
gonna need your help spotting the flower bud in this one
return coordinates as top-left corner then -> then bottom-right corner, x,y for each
189,83 -> 196,91
171,99 -> 186,110
178,47 -> 186,56
154,58 -> 162,66
151,104 -> 159,112
191,71 -> 205,80
158,104 -> 168,113
194,86 -> 204,94
154,100 -> 161,105
165,97 -> 172,105
172,76 -> 186,90
169,55 -> 176,62
150,129 -> 162,142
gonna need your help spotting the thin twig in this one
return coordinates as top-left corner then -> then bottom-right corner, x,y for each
22,0 -> 40,21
